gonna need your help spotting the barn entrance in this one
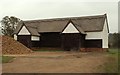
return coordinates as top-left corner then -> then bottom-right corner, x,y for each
62,33 -> 80,51
17,35 -> 31,48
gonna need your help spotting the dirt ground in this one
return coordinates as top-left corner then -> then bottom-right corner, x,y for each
2,51 -> 109,73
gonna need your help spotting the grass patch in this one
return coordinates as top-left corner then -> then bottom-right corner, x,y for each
108,48 -> 119,73
108,48 -> 118,55
102,56 -> 118,73
99,48 -> 118,73
2,56 -> 14,63
118,48 -> 120,74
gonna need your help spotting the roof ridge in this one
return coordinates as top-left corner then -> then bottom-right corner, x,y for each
23,14 -> 106,23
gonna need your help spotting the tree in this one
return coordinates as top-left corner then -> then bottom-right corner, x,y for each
0,16 -> 21,37
109,33 -> 119,48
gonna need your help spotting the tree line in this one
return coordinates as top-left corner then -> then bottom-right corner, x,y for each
109,33 -> 120,48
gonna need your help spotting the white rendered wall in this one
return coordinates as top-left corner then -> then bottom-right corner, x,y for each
31,36 -> 40,41
62,23 -> 79,33
85,20 -> 108,48
18,26 -> 30,35
14,34 -> 17,40
102,20 -> 108,48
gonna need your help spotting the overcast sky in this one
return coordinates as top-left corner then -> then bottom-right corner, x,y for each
0,0 -> 119,33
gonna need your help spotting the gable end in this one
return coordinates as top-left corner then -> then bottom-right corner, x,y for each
62,20 -> 80,33
18,24 -> 31,35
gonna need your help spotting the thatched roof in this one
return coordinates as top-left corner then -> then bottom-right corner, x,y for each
14,14 -> 108,36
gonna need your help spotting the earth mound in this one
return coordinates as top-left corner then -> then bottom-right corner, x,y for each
2,35 -> 32,54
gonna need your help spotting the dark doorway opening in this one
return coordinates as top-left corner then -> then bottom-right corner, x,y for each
62,33 -> 80,51
40,33 -> 61,47
85,39 -> 102,48
17,35 -> 31,48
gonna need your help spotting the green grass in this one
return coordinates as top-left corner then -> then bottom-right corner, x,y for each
2,56 -> 14,63
108,48 -> 118,55
103,56 -> 118,73
118,48 -> 120,74
99,48 -> 118,73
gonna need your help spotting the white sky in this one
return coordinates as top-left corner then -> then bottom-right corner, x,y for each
0,0 -> 119,33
